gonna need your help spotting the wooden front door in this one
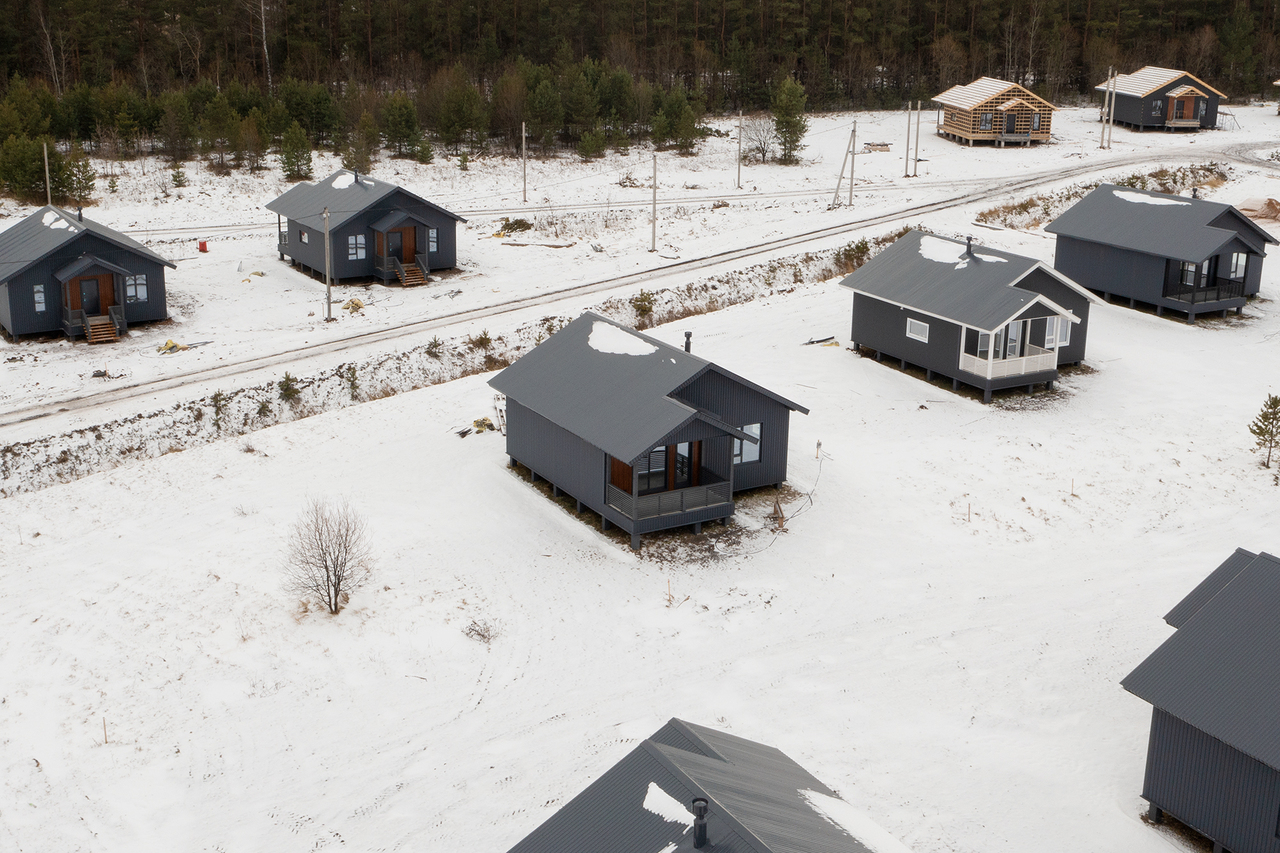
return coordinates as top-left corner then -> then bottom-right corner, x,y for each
69,274 -> 113,315
397,227 -> 416,262
1005,112 -> 1017,134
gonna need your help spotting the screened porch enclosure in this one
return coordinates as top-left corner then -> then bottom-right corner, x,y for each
959,316 -> 1063,379
605,439 -> 733,521
1162,254 -> 1248,305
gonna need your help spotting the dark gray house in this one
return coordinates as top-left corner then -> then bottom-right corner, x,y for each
489,312 -> 808,550
0,206 -> 174,343
265,169 -> 465,285
839,230 -> 1096,403
1123,548 -> 1280,853
1095,66 -> 1225,131
504,718 -> 910,853
1047,184 -> 1277,323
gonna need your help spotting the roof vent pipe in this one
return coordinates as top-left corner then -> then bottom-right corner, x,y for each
1191,187 -> 1199,199
684,331 -> 692,353
353,170 -> 360,184
76,206 -> 82,222
965,236 -> 974,257
692,798 -> 709,848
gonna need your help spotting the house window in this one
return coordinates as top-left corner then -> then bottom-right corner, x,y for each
1199,100 -> 1207,119
280,232 -> 288,245
299,230 -> 309,244
32,282 -> 46,312
348,234 -> 366,260
906,318 -> 929,342
1046,316 -> 1070,348
428,228 -> 438,253
978,332 -> 991,359
1031,113 -> 1041,131
979,113 -> 993,131
125,275 -> 148,303
1181,261 -> 1199,287
637,447 -> 667,493
1230,253 -> 1247,279
733,424 -> 762,465
1152,99 -> 1163,112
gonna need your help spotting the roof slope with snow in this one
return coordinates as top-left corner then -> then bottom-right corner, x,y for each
264,168 -> 464,232
1093,66 -> 1226,98
505,718 -> 909,853
838,230 -> 1088,332
932,78 -> 1054,111
1123,551 -> 1280,771
489,312 -> 805,464
0,206 -> 175,282
1046,184 -> 1277,263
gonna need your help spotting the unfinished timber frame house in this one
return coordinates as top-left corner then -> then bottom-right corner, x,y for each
265,169 -> 465,286
489,312 -> 808,550
932,78 -> 1055,146
840,231 -> 1096,403
1096,67 -> 1225,131
0,206 -> 174,344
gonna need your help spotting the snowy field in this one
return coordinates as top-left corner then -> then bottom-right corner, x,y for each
2,104 -> 1280,853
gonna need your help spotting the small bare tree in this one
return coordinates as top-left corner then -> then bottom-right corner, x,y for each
741,114 -> 775,164
284,498 -> 374,614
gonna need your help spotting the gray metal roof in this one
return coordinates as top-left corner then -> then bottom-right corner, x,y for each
0,206 -> 175,282
1123,551 -> 1280,770
1163,547 -> 1258,629
1045,184 -> 1277,263
504,718 -> 896,853
264,169 -> 465,231
838,230 -> 1087,333
489,312 -> 806,465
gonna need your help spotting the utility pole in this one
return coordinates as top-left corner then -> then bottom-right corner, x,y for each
323,207 -> 332,322
736,110 -> 742,190
521,121 -> 527,203
831,122 -> 856,208
650,154 -> 657,253
904,104 -> 912,178
849,121 -> 856,206
913,101 -> 922,177
43,142 -> 51,205
1106,71 -> 1116,149
1100,67 -> 1113,150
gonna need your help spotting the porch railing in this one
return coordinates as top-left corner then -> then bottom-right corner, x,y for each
390,256 -> 407,281
107,304 -> 126,335
374,253 -> 393,274
1165,118 -> 1201,128
606,481 -> 732,520
1164,279 -> 1245,304
415,253 -> 430,278
62,308 -> 87,338
959,344 -> 1058,380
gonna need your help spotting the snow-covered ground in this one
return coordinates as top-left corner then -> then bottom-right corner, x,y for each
2,104 -> 1280,853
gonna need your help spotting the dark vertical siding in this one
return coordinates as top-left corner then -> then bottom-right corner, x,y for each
671,369 -> 794,491
850,293 -> 964,379
1113,93 -> 1148,127
1144,708 -> 1280,853
1013,268 -> 1091,364
282,219 -> 328,275
121,255 -> 168,324
0,281 -> 13,333
1053,235 -> 1167,304
505,398 -> 608,513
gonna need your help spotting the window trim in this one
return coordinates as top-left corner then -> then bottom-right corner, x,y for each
1031,112 -> 1041,131
125,274 -> 148,303
32,282 -> 46,312
906,318 -> 929,343
733,423 -> 762,465
299,230 -> 309,244
348,234 -> 366,261
1230,252 -> 1248,280
979,112 -> 993,131
428,227 -> 439,254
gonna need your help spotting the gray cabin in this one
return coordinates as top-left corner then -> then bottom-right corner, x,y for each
1096,66 -> 1225,131
265,169 -> 465,286
840,230 -> 1096,403
489,312 -> 808,550
1047,184 -> 1277,323
1123,548 -> 1280,853
504,718 -> 908,853
0,206 -> 174,344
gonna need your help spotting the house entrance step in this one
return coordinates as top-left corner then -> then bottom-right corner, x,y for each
85,315 -> 118,344
397,266 -> 425,286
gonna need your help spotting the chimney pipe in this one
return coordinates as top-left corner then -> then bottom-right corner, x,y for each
353,170 -> 359,184
965,236 -> 974,257
76,206 -> 82,222
692,798 -> 709,848
684,331 -> 692,353
1191,187 -> 1199,199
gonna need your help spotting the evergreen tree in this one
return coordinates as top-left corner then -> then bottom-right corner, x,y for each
382,92 -> 419,156
200,93 -> 239,171
527,79 -> 563,148
279,120 -> 313,181
159,92 -> 195,164
240,116 -> 266,172
66,141 -> 95,203
563,72 -> 599,141
1250,394 -> 1280,469
342,110 -> 379,172
771,77 -> 809,164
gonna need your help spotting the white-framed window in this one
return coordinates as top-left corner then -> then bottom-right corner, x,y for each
32,282 -> 46,312
1230,252 -> 1248,279
348,234 -> 366,260
125,275 -> 148,303
280,232 -> 288,245
906,318 -> 929,342
977,332 -> 991,359
1045,316 -> 1070,348
979,112 -> 993,131
1198,100 -> 1207,119
733,423 -> 762,465
428,228 -> 438,253
1031,113 -> 1041,131
1152,99 -> 1163,112
299,230 -> 309,244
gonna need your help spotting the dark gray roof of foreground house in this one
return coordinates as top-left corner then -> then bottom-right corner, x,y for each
1123,551 -> 1280,770
1163,547 -> 1259,629
0,206 -> 175,282
489,312 -> 807,465
839,230 -> 1092,332
505,718 -> 906,853
264,168 -> 465,232
1045,184 -> 1277,263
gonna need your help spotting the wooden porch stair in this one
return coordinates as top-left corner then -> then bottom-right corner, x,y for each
85,315 -> 118,344
397,263 -> 425,286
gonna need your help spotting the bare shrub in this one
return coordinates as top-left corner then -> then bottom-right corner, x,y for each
283,497 -> 374,615
741,115 -> 776,163
464,618 -> 500,644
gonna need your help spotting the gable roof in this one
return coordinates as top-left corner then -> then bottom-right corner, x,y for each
489,312 -> 807,465
1094,66 -> 1226,99
264,169 -> 465,232
504,718 -> 910,853
0,206 -> 175,283
1123,551 -> 1280,771
1046,184 -> 1278,262
838,231 -> 1093,333
932,78 -> 1054,112
1163,547 -> 1259,629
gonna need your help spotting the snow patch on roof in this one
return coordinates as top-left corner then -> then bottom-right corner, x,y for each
918,235 -> 1007,269
801,789 -> 914,853
589,321 -> 658,356
642,782 -> 693,827
1113,189 -> 1191,207
330,172 -> 372,189
41,210 -> 74,230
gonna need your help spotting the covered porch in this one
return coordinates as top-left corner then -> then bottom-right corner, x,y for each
1161,255 -> 1247,321
55,255 -> 129,343
370,210 -> 435,285
1165,86 -> 1205,128
958,313 -> 1069,402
